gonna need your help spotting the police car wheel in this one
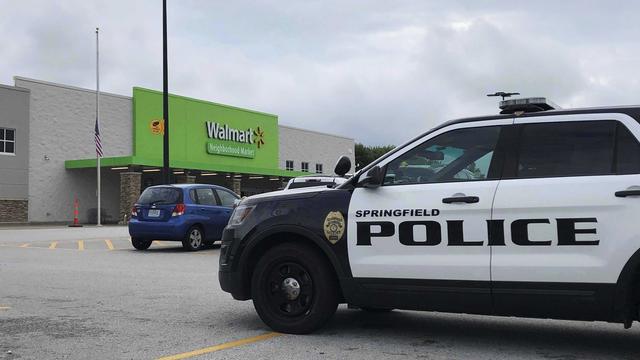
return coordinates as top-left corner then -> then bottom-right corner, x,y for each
251,242 -> 339,334
131,237 -> 152,250
182,226 -> 204,251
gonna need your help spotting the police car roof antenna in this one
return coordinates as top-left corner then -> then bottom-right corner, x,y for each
487,91 -> 520,100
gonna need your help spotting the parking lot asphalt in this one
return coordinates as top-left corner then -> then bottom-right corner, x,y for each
2,226 -> 640,360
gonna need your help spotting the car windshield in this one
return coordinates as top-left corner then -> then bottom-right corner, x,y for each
137,187 -> 182,205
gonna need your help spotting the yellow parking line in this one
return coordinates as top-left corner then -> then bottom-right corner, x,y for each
19,243 -> 30,248
77,240 -> 84,251
104,239 -> 115,250
49,241 -> 58,249
0,306 -> 10,310
154,241 -> 171,247
156,332 -> 281,360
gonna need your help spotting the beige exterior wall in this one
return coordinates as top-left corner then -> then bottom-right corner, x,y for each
278,125 -> 354,175
0,84 -> 30,203
14,77 -> 132,223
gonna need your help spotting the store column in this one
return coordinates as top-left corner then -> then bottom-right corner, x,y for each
119,171 -> 141,224
233,178 -> 242,196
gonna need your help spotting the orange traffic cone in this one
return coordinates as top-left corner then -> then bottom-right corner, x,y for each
68,197 -> 83,227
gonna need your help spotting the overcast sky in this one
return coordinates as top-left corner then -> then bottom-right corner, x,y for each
2,1 -> 640,145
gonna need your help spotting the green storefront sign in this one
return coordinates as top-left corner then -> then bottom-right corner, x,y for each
206,140 -> 256,159
205,121 -> 258,158
133,87 -> 279,171
66,87 -> 306,177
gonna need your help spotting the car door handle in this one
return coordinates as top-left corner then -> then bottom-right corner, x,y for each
442,196 -> 479,204
615,190 -> 640,197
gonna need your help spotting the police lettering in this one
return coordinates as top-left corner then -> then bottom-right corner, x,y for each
356,218 -> 599,246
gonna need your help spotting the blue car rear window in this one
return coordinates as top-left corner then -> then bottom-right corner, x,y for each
138,187 -> 182,205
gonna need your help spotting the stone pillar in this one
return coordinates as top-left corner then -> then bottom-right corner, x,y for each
175,174 -> 196,184
0,199 -> 28,223
119,172 -> 141,224
232,178 -> 242,195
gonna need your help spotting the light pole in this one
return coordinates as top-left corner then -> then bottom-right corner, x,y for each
162,0 -> 170,184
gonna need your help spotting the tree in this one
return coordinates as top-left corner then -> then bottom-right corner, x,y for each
355,143 -> 396,170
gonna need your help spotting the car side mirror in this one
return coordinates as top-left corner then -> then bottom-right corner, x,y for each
233,197 -> 245,208
334,156 -> 351,177
358,165 -> 383,188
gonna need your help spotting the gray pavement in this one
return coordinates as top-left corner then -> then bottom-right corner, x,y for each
1,226 -> 640,359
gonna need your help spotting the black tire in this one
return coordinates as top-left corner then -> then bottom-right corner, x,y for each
131,237 -> 152,250
182,226 -> 204,251
251,242 -> 339,334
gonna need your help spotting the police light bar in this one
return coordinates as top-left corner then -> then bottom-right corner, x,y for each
499,97 -> 560,114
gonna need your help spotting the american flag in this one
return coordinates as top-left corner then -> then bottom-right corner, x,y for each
95,116 -> 103,157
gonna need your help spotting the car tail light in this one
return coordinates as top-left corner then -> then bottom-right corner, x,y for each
131,207 -> 138,218
172,203 -> 186,217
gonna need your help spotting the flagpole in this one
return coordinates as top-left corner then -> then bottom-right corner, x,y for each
96,27 -> 102,226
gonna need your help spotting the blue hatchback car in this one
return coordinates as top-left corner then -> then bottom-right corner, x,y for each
128,184 -> 240,251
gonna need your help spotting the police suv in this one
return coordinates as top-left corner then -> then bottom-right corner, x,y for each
219,98 -> 640,334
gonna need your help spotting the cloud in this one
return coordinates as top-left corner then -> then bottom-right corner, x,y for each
1,1 -> 640,145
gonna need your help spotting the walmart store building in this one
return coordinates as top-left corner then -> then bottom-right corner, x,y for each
0,77 -> 354,224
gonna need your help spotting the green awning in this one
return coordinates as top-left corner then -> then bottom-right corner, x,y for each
65,156 -> 307,177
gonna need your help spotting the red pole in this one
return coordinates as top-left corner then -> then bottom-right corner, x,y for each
69,196 -> 83,227
74,198 -> 79,225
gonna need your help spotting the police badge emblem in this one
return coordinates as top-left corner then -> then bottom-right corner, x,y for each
323,211 -> 345,244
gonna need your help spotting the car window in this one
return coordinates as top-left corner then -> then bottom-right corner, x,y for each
383,126 -> 501,185
195,188 -> 217,206
517,121 -> 615,178
216,190 -> 238,207
616,123 -> 640,174
137,187 -> 182,205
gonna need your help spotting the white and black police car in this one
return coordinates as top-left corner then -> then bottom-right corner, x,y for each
219,97 -> 640,334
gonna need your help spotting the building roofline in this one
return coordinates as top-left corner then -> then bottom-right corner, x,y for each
133,87 -> 278,118
0,83 -> 30,93
13,76 -> 132,100
11,76 -> 357,142
278,124 -> 355,141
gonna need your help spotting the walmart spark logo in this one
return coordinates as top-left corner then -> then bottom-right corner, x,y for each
254,126 -> 265,148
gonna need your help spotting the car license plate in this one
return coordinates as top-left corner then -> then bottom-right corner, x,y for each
148,209 -> 161,217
